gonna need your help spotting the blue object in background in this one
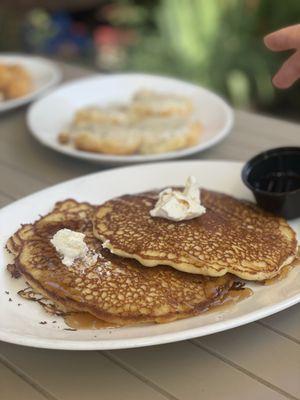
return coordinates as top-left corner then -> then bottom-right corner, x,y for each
23,9 -> 93,59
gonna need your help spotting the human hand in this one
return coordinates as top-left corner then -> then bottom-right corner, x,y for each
264,24 -> 300,89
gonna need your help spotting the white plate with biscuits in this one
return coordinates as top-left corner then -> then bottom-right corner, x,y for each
0,160 -> 300,350
0,54 -> 61,112
27,73 -> 233,164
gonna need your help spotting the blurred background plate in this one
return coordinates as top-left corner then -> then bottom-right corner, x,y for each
0,54 -> 61,112
27,73 -> 234,164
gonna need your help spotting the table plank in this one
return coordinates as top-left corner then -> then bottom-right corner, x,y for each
107,342 -> 288,400
202,110 -> 300,163
0,361 -> 47,400
58,61 -> 93,82
0,343 -> 168,400
260,304 -> 300,343
0,192 -> 13,208
0,116 -> 98,185
194,324 -> 300,399
0,137 -> 100,186
0,161 -> 46,199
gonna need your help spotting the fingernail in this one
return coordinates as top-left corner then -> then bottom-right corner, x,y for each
263,34 -> 272,46
272,75 -> 290,89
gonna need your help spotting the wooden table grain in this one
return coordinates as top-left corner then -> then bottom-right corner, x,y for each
0,62 -> 299,400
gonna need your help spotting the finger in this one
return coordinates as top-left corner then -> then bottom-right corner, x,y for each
264,24 -> 300,51
272,50 -> 300,89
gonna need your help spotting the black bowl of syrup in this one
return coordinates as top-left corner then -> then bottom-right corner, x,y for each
242,147 -> 300,219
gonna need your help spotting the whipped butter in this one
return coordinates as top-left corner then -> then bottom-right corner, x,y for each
51,228 -> 88,267
150,176 -> 206,221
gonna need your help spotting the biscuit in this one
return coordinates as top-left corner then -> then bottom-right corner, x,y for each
137,117 -> 202,154
74,126 -> 141,155
132,90 -> 193,117
74,106 -> 130,125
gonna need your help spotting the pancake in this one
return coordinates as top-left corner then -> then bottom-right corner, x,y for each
93,189 -> 297,281
7,200 -> 245,326
6,200 -> 99,317
6,199 -> 91,257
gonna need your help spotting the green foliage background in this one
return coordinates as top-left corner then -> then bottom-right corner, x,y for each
120,0 -> 300,120
1,0 -> 300,120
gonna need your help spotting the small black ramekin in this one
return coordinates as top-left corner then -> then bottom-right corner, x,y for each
242,147 -> 300,219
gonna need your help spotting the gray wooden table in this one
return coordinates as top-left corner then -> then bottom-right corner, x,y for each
1,62 -> 300,400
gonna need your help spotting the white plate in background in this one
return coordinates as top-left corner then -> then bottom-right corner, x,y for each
0,54 -> 61,112
27,74 -> 233,164
0,160 -> 299,350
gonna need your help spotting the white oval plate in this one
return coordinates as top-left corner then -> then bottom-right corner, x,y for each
0,161 -> 299,350
27,74 -> 233,164
0,54 -> 61,112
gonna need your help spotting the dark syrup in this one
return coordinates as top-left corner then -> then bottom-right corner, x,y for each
254,171 -> 300,193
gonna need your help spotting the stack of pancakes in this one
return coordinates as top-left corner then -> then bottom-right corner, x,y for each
6,188 -> 298,328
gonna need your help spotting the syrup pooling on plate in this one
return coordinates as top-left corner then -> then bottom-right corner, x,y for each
64,313 -> 119,329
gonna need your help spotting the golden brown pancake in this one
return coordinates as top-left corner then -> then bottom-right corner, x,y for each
6,199 -> 92,257
6,200 -> 99,318
93,189 -> 297,281
7,200 -> 244,326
